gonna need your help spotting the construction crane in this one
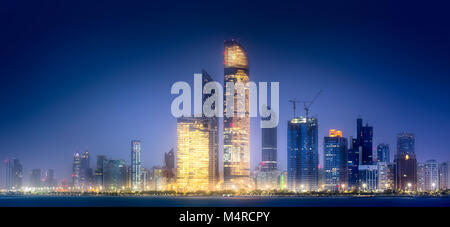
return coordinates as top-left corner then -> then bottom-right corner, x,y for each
289,90 -> 322,118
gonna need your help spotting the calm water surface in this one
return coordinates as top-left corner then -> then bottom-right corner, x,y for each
0,196 -> 449,207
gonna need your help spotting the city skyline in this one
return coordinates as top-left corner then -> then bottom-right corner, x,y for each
1,1 -> 450,184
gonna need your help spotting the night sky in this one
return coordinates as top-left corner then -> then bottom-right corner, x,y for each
1,0 -> 450,184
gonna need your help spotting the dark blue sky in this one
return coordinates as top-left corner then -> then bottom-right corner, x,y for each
1,0 -> 449,183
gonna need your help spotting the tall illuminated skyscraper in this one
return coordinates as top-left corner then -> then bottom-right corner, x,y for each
262,106 -> 277,171
80,150 -> 93,190
72,152 -> 81,190
424,159 -> 439,191
176,70 -> 219,191
223,40 -> 251,190
131,140 -> 142,191
287,117 -> 319,192
176,117 -> 218,191
439,162 -> 449,190
323,129 -> 348,192
395,132 -> 417,191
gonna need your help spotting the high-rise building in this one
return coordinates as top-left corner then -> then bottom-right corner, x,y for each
151,166 -> 164,191
104,159 -> 127,191
347,137 -> 359,190
386,163 -> 396,190
80,150 -> 93,190
424,159 -> 439,191
163,149 -> 176,189
94,155 -> 108,190
44,169 -> 56,188
141,167 -> 149,190
175,70 -> 219,192
417,163 -> 425,191
72,153 -> 81,190
377,162 -> 389,191
6,158 -> 23,190
395,132 -> 417,191
287,117 -> 319,192
254,106 -> 279,191
223,40 -> 251,190
131,140 -> 142,191
357,118 -> 373,165
261,106 -> 277,171
439,162 -> 449,190
254,163 -> 280,191
176,117 -> 218,191
358,165 -> 378,191
323,129 -> 348,192
29,169 -> 41,188
377,143 -> 390,163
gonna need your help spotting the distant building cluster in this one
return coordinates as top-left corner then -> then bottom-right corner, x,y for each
2,40 -> 449,194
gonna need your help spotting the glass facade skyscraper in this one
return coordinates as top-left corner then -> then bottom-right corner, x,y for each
72,152 -> 81,190
377,143 -> 390,163
131,140 -> 142,191
223,40 -> 251,190
424,159 -> 439,191
347,137 -> 360,190
323,130 -> 348,192
395,132 -> 417,191
358,119 -> 373,165
261,107 -> 277,172
287,117 -> 319,192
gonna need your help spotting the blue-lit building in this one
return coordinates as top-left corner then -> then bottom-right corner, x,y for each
347,137 -> 359,190
358,119 -> 373,165
358,165 -> 379,191
395,132 -> 417,191
287,117 -> 319,192
348,117 -> 373,190
104,159 -> 127,191
262,106 -> 277,172
377,143 -> 390,163
323,130 -> 348,192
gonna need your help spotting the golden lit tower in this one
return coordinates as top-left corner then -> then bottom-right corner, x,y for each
176,117 -> 218,191
223,40 -> 251,190
175,70 -> 219,192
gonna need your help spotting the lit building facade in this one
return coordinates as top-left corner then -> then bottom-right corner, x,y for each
347,137 -> 360,190
104,159 -> 127,191
131,140 -> 142,191
44,169 -> 56,188
29,169 -> 41,188
358,165 -> 378,191
287,117 -> 319,192
439,162 -> 449,190
395,132 -> 417,191
358,118 -> 373,165
72,153 -> 81,190
377,162 -> 389,191
95,155 -> 108,190
176,117 -> 218,191
80,150 -> 93,190
424,159 -> 439,191
323,129 -> 348,192
223,40 -> 251,190
261,106 -> 277,171
417,163 -> 425,191
377,143 -> 390,163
